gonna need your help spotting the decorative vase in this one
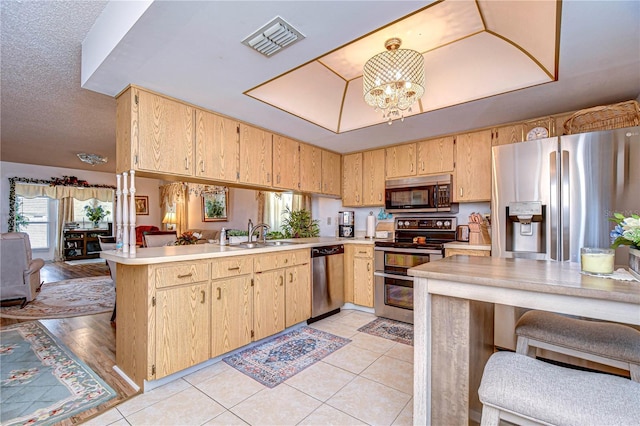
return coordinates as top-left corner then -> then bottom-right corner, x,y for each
92,221 -> 100,229
629,246 -> 640,280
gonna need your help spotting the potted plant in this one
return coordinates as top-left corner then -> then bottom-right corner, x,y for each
281,207 -> 319,238
84,204 -> 110,228
610,212 -> 640,278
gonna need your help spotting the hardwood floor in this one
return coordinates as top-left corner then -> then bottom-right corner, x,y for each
1,260 -> 139,425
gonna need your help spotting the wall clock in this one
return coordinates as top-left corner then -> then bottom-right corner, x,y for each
526,126 -> 549,141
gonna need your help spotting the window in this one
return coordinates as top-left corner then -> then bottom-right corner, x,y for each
73,199 -> 113,227
264,192 -> 293,233
16,196 -> 51,249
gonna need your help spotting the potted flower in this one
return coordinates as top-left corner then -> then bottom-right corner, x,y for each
84,204 -> 110,229
610,212 -> 640,278
175,231 -> 201,245
281,207 -> 319,238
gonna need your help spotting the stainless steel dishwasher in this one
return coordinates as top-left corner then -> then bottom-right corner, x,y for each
309,244 -> 344,323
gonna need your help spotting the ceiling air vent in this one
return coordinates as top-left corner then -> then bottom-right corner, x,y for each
241,16 -> 305,57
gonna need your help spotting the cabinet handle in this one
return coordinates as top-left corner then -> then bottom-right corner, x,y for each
358,250 -> 367,254
459,187 -> 463,197
177,273 -> 193,279
367,262 -> 371,272
279,276 -> 284,286
267,173 -> 271,183
379,193 -> 382,201
200,160 -> 205,173
284,258 -> 288,264
227,266 -> 240,271
289,272 -> 293,283
422,161 -> 425,171
410,163 -> 414,172
201,290 -> 206,304
185,157 -> 189,170
216,287 -> 221,300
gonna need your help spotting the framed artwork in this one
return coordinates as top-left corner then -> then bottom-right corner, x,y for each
135,196 -> 149,215
202,191 -> 228,222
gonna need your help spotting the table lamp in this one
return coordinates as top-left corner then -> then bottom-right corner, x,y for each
162,212 -> 176,231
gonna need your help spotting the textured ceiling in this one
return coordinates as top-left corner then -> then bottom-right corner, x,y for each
1,1 -> 639,174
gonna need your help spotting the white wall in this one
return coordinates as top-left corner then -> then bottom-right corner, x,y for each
186,187 -> 258,233
1,161 -> 163,232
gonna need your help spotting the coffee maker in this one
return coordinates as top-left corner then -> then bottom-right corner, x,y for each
338,211 -> 355,238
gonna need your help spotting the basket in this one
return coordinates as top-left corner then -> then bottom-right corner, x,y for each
563,100 -> 640,134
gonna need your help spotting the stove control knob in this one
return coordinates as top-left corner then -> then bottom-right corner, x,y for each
436,221 -> 443,227
444,220 -> 451,228
403,221 -> 410,227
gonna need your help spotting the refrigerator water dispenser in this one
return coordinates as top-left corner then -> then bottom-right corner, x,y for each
506,201 -> 546,254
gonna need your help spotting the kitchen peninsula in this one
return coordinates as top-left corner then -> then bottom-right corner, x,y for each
102,237 -> 372,391
409,255 -> 640,425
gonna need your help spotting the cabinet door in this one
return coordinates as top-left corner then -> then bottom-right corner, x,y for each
454,130 -> 492,202
211,275 -> 253,357
285,263 -> 311,327
343,245 -> 355,303
195,110 -> 239,182
362,149 -> 385,206
491,125 -> 523,146
385,143 -> 416,178
239,123 -> 272,186
299,143 -> 322,193
416,136 -> 454,175
155,283 -> 210,379
273,135 -> 300,190
321,150 -> 341,197
137,89 -> 194,176
353,256 -> 374,307
342,153 -> 362,206
253,269 -> 285,340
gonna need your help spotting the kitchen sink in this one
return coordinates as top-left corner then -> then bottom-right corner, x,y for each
235,241 -> 299,249
264,241 -> 297,246
236,242 -> 265,249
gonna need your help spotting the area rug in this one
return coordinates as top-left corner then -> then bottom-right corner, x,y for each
358,317 -> 414,346
223,326 -> 351,388
0,320 -> 117,426
0,277 -> 114,320
64,258 -> 107,266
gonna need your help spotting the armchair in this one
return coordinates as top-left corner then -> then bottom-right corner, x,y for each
1,232 -> 45,307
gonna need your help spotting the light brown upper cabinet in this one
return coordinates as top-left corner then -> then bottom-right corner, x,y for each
362,149 -> 385,205
321,150 -> 341,197
342,153 -> 363,206
272,135 -> 300,190
454,130 -> 492,202
491,124 -> 523,146
195,109 -> 239,182
385,143 -> 416,178
299,143 -> 322,193
416,136 -> 455,175
239,123 -> 272,187
117,86 -> 194,176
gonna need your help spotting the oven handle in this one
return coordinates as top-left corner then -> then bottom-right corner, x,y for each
374,271 -> 415,281
374,247 -> 442,255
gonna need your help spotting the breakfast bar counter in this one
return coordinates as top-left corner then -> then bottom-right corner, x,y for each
408,255 -> 640,425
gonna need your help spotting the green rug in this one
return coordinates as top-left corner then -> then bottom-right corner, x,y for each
0,321 -> 116,425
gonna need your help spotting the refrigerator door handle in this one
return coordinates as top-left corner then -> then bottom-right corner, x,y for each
549,151 -> 558,261
561,150 -> 570,261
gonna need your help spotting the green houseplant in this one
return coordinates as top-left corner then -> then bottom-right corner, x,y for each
84,204 -> 110,228
281,207 -> 319,238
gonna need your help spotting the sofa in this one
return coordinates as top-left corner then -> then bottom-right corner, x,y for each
187,229 -> 220,243
1,232 -> 45,307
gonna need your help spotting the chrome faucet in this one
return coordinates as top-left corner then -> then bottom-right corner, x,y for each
249,222 -> 271,243
247,219 -> 253,240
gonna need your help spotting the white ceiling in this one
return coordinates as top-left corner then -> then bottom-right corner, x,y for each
1,0 -> 639,174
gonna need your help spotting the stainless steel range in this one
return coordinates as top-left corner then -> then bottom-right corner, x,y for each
374,216 -> 457,324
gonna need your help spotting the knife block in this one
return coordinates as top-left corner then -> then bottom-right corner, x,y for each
469,223 -> 491,245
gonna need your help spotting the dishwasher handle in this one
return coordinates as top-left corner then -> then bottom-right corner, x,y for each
311,245 -> 344,257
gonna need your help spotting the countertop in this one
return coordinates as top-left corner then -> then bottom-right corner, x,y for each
101,237 -> 376,265
443,241 -> 491,250
408,255 -> 640,304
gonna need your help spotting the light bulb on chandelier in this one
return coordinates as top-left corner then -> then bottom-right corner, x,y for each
363,38 -> 425,125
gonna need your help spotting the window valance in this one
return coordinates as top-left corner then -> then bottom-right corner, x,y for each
15,183 -> 114,202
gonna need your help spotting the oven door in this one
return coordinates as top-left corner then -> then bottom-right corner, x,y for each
385,184 -> 437,213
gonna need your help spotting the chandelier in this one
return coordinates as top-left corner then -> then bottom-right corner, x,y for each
77,153 -> 107,166
363,38 -> 425,124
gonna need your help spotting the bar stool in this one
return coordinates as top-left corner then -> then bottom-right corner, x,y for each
515,310 -> 640,381
478,351 -> 640,426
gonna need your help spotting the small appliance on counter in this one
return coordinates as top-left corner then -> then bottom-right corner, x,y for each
338,211 -> 355,238
456,225 -> 470,242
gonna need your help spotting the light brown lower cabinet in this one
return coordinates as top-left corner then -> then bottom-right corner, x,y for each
343,244 -> 374,308
285,263 -> 311,327
211,275 -> 253,358
253,268 -> 286,341
444,248 -> 491,257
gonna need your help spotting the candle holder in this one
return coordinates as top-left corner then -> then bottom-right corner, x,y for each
580,247 -> 615,276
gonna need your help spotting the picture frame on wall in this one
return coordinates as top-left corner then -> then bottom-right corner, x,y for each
202,191 -> 228,222
135,196 -> 149,215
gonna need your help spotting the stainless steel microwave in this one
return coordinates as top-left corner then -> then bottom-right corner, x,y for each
385,174 -> 458,213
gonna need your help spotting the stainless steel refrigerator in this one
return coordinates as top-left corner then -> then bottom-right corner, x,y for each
491,126 -> 640,349
492,126 -> 640,266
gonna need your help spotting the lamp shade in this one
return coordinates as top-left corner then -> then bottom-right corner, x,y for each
162,212 -> 176,224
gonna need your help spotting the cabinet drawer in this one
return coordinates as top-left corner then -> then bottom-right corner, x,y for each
353,246 -> 374,259
254,249 -> 309,272
155,261 -> 209,288
211,256 -> 253,279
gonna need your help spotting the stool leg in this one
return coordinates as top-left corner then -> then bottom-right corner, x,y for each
631,364 -> 639,382
516,336 -> 536,357
480,405 -> 501,426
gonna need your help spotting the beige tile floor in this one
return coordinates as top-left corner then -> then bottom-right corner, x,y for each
85,310 -> 414,426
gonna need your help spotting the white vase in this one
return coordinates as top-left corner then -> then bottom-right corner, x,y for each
629,246 -> 640,280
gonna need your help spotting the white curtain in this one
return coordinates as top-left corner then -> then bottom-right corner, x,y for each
262,192 -> 311,232
16,183 -> 114,201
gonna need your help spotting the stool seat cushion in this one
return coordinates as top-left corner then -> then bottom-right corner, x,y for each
479,352 -> 640,426
515,310 -> 640,364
